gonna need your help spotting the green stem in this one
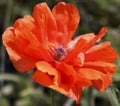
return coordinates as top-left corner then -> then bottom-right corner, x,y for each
50,89 -> 55,106
87,87 -> 95,106
106,87 -> 119,106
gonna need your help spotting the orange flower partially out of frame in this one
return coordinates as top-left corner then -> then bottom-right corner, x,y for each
2,2 -> 118,104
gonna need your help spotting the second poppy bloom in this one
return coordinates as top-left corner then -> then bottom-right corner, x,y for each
2,2 -> 118,104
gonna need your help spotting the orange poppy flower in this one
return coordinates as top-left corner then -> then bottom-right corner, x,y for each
2,2 -> 118,104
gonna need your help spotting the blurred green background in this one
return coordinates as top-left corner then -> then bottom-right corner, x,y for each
0,0 -> 120,106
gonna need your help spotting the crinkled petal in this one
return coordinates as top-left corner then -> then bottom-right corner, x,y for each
86,41 -> 110,53
85,44 -> 118,62
2,27 -> 37,72
78,68 -> 105,80
49,85 -> 69,96
63,28 -> 107,63
56,62 -> 77,87
92,73 -> 112,91
68,86 -> 82,104
33,3 -> 57,42
32,62 -> 82,104
87,27 -> 108,48
52,2 -> 80,45
67,33 -> 95,50
63,38 -> 87,63
13,15 -> 52,61
69,27 -> 106,54
78,68 -> 112,91
65,53 -> 85,67
49,83 -> 82,104
83,61 -> 116,74
75,33 -> 96,43
32,70 -> 53,87
36,61 -> 60,85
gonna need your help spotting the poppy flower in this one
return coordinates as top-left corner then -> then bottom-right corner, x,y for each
2,2 -> 118,104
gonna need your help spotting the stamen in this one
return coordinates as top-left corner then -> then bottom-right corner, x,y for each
54,47 -> 66,61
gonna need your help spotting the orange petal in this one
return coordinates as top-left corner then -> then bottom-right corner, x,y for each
86,41 -> 111,53
92,73 -> 112,91
69,86 -> 82,104
32,70 -> 53,87
49,83 -> 82,104
76,33 -> 96,43
67,27 -> 107,55
36,61 -> 60,85
78,68 -> 112,91
67,33 -> 95,50
49,84 -> 70,97
63,38 -> 87,63
33,64 -> 82,103
24,15 -> 34,22
85,44 -> 118,62
88,27 -> 108,48
33,3 -> 57,42
13,16 -> 52,61
52,2 -> 80,45
78,53 -> 85,66
56,62 -> 92,87
35,61 -> 82,103
78,68 -> 105,80
2,27 -> 37,72
83,61 -> 116,74
65,53 -> 85,67
56,62 -> 77,87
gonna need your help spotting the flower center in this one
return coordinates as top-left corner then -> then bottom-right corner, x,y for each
54,47 -> 66,61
